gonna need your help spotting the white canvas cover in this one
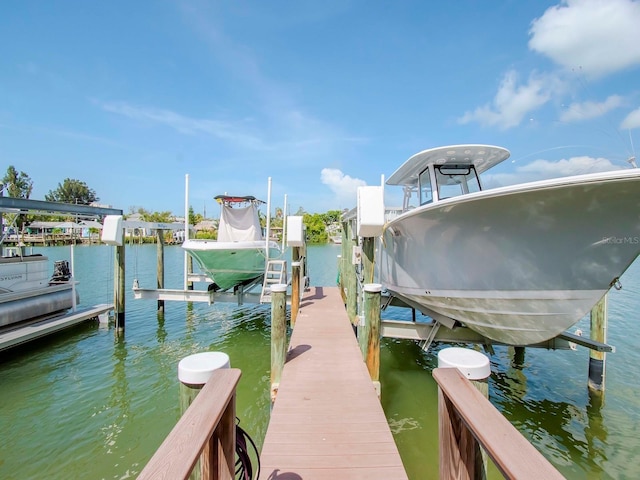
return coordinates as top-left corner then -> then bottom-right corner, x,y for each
217,204 -> 264,242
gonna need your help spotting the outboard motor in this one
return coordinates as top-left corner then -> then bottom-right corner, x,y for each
50,260 -> 72,283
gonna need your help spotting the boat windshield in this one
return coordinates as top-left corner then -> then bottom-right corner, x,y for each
435,165 -> 481,199
418,168 -> 433,205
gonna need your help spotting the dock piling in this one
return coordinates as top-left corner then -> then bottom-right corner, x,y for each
156,229 -> 165,312
270,284 -> 288,402
588,294 -> 608,394
437,347 -> 491,480
114,240 -> 125,335
175,352 -> 233,480
345,220 -> 358,325
179,352 -> 231,413
364,283 -> 382,388
291,261 -> 300,326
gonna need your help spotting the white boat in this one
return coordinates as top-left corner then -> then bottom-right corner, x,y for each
182,195 -> 281,291
379,144 -> 640,345
0,249 -> 77,327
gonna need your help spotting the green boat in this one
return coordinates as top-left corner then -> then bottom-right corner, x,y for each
182,195 -> 281,291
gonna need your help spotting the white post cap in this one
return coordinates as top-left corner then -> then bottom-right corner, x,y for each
271,284 -> 288,293
178,351 -> 230,385
438,347 -> 490,380
363,283 -> 382,293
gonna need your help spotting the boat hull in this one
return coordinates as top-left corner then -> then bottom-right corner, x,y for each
380,169 -> 640,344
182,240 -> 281,291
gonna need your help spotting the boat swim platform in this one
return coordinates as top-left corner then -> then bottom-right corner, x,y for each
0,304 -> 113,353
258,286 -> 408,480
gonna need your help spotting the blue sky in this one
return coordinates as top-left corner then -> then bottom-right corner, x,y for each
1,0 -> 639,216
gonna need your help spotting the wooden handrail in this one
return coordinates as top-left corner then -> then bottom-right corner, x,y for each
433,368 -> 564,480
138,368 -> 242,480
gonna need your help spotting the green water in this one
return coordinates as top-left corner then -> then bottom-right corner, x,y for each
1,244 -> 639,479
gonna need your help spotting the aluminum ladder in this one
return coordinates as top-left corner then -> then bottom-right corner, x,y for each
260,260 -> 288,303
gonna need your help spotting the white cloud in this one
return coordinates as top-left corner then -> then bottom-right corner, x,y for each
518,156 -> 622,176
529,0 -> 640,78
320,168 -> 366,206
560,95 -> 624,122
458,70 -> 553,129
485,155 -> 622,187
621,106 -> 640,129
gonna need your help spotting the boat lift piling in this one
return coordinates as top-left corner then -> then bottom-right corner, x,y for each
156,229 -> 165,312
588,294 -> 608,394
363,283 -> 382,393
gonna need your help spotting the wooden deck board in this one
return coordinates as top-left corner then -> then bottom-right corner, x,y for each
258,286 -> 408,479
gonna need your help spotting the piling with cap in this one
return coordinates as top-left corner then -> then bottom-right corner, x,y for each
437,347 -> 491,480
178,351 -> 231,414
438,347 -> 491,397
177,351 -> 231,479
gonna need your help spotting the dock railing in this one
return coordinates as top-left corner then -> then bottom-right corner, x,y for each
138,368 -> 241,480
433,367 -> 565,480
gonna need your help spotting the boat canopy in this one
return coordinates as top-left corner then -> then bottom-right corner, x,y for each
387,144 -> 510,186
217,203 -> 264,242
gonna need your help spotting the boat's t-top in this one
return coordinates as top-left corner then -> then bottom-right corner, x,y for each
386,144 -> 511,211
214,195 -> 265,208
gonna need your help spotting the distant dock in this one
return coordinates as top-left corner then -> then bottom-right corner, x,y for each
258,286 -> 408,479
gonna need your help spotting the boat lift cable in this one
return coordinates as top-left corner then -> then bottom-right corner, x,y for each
235,417 -> 260,480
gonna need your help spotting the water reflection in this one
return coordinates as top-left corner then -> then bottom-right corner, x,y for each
104,338 -> 129,455
156,311 -> 167,344
490,352 -> 608,477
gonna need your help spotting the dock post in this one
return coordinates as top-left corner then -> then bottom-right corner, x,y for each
345,221 -> 358,325
362,237 -> 375,284
437,347 -> 491,480
339,220 -> 349,303
588,294 -> 607,393
291,261 -> 301,326
156,229 -> 165,312
178,352 -> 232,479
114,238 -> 125,336
364,283 -> 381,389
270,284 -> 288,402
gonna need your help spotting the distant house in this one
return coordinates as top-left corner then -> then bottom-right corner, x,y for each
194,220 -> 218,232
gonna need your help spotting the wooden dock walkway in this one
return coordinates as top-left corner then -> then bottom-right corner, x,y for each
259,286 -> 408,480
0,304 -> 113,352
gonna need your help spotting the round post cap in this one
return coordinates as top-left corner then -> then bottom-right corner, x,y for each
438,347 -> 490,380
363,283 -> 382,293
178,351 -> 230,385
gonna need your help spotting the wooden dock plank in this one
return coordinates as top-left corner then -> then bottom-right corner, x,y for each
259,286 -> 407,479
0,304 -> 113,352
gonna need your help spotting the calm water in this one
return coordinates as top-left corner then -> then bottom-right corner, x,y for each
0,243 -> 639,479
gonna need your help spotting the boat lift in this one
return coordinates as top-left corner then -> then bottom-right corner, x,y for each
128,175 -> 307,307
